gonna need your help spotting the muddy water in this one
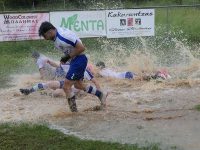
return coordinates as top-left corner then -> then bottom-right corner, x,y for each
1,71 -> 200,150
1,36 -> 200,149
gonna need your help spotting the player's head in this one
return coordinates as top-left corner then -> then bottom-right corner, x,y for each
39,21 -> 56,40
96,61 -> 105,69
32,51 -> 40,59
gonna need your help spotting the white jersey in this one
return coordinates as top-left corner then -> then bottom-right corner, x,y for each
36,55 -> 48,69
60,64 -> 70,73
60,64 -> 93,81
54,28 -> 81,55
36,55 -> 56,79
99,68 -> 134,79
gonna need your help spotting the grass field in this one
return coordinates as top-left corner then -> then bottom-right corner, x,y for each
0,123 -> 161,150
194,105 -> 200,111
156,7 -> 200,42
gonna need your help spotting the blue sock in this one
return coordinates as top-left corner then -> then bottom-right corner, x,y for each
86,85 -> 102,99
30,88 -> 35,93
32,83 -> 45,92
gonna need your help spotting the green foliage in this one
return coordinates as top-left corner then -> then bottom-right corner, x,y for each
0,123 -> 161,150
194,104 -> 200,111
1,0 -> 200,11
137,0 -> 200,6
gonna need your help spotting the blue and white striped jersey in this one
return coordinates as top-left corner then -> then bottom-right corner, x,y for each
54,28 -> 82,55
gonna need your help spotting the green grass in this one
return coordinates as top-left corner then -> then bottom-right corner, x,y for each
1,0 -> 199,11
0,123 -> 161,150
156,7 -> 200,42
137,0 -> 200,6
194,104 -> 200,111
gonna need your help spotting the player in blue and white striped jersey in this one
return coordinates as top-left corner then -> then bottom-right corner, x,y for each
38,22 -> 107,112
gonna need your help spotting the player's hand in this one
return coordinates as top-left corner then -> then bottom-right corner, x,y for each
60,54 -> 70,63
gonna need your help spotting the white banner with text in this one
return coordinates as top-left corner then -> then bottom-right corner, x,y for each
106,9 -> 155,38
50,11 -> 106,38
0,9 -> 155,41
0,13 -> 49,41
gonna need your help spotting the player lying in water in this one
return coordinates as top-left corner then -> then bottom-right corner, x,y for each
89,61 -> 171,81
32,51 -> 100,89
94,61 -> 135,79
20,61 -> 101,96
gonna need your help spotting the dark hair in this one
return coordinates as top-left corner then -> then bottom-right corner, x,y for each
38,21 -> 56,36
96,61 -> 105,69
32,51 -> 40,59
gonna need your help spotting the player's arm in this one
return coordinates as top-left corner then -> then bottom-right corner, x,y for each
47,59 -> 59,68
69,41 -> 85,58
39,68 -> 45,79
60,41 -> 85,63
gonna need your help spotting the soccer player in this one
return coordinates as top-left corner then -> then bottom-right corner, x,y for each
31,52 -> 101,89
32,51 -> 56,80
47,59 -> 101,89
38,21 -> 108,112
20,61 -> 101,97
95,61 -> 171,81
95,61 -> 135,79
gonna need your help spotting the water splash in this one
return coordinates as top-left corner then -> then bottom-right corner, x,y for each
87,26 -> 200,81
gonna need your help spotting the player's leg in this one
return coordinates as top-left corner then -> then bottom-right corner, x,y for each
53,80 -> 79,97
74,80 -> 108,107
63,79 -> 77,112
74,55 -> 108,107
47,81 -> 65,97
47,81 -> 62,90
20,80 -> 63,95
20,82 -> 48,95
90,78 -> 101,90
53,89 -> 65,97
64,54 -> 88,112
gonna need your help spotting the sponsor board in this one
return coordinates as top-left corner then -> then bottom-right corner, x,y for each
50,11 -> 106,38
0,13 -> 49,41
106,9 -> 155,38
0,9 -> 155,41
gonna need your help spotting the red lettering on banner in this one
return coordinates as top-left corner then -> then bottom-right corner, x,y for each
0,13 -> 49,41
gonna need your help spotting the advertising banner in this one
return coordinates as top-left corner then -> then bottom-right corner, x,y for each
50,11 -> 106,38
0,13 -> 49,41
106,9 -> 155,38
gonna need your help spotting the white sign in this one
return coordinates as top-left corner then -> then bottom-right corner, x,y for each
0,13 -> 49,41
106,9 -> 155,38
50,11 -> 106,38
